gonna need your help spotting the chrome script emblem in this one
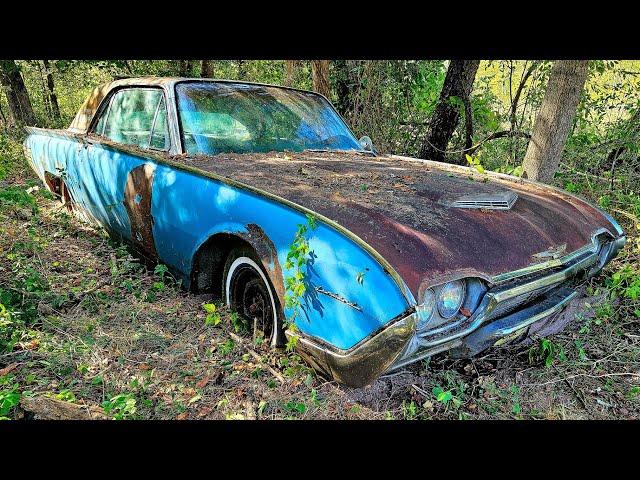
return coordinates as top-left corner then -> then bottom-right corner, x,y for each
532,243 -> 567,261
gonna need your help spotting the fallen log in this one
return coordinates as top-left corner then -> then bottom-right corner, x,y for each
20,396 -> 109,420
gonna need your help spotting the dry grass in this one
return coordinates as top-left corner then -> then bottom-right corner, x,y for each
1,172 -> 639,420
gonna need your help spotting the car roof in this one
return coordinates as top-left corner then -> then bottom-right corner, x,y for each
67,77 -> 318,134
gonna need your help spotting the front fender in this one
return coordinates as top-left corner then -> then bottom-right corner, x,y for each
145,159 -> 413,351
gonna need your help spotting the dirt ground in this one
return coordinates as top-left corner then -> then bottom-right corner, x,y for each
1,175 -> 639,420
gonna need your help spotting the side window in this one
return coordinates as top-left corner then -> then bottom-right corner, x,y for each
94,88 -> 169,150
149,95 -> 169,150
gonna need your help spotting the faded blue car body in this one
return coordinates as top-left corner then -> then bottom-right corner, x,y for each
24,77 -> 626,387
24,128 -> 411,351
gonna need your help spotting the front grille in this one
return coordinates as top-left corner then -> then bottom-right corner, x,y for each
485,283 -> 560,321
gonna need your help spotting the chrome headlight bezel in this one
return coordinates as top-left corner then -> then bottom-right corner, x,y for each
436,280 -> 466,319
416,278 -> 487,332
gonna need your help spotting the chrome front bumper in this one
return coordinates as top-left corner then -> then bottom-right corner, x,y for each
291,311 -> 418,388
290,233 -> 625,387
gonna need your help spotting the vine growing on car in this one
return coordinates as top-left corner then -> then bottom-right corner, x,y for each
283,214 -> 317,351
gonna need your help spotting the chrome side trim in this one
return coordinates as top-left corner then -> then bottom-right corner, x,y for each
314,286 -> 362,311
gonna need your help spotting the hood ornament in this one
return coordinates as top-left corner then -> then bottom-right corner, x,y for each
532,243 -> 567,261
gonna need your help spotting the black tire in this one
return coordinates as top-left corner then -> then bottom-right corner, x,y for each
222,246 -> 284,347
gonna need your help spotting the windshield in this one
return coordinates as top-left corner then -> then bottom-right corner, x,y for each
176,82 -> 362,155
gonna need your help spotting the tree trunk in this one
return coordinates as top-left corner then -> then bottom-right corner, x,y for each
43,60 -> 61,121
284,60 -> 298,87
311,60 -> 331,99
333,60 -> 356,119
522,61 -> 589,183
201,60 -> 213,78
0,60 -> 36,126
37,61 -> 51,116
237,60 -> 246,79
179,60 -> 192,77
510,61 -> 539,129
418,60 -> 480,163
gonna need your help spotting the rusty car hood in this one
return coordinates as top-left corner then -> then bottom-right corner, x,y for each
183,151 -> 620,297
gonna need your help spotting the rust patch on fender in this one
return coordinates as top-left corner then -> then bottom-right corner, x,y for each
240,223 -> 285,306
43,172 -> 75,213
123,164 -> 157,258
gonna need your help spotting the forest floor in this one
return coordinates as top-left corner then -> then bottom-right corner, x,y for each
1,169 -> 640,420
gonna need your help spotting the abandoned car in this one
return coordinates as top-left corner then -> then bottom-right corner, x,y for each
23,77 -> 626,387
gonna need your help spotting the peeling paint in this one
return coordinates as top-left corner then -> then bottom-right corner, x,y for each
123,163 -> 157,258
240,223 -> 286,306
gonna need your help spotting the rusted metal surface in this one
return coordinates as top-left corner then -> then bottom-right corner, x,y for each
123,163 -> 157,258
43,171 -> 74,213
183,150 -> 617,297
239,223 -> 286,307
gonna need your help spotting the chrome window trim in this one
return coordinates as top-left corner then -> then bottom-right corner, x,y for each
97,94 -> 114,137
147,94 -> 163,150
148,95 -> 170,152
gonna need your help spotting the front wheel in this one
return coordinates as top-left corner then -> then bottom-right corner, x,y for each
222,247 -> 284,347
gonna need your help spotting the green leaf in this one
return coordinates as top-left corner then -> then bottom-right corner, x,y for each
438,390 -> 453,403
205,312 -> 222,326
0,391 -> 21,416
432,386 -> 453,404
202,303 -> 216,314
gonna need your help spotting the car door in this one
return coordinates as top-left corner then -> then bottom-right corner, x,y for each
79,87 -> 170,257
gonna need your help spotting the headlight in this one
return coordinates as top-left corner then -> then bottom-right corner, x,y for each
437,280 -> 465,319
416,288 -> 435,329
